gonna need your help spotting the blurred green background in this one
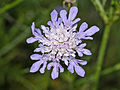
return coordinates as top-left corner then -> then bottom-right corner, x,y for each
0,0 -> 120,90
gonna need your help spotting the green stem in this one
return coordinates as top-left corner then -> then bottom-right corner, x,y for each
75,62 -> 120,87
0,0 -> 23,14
0,26 -> 30,57
93,24 -> 111,90
102,63 -> 120,75
91,0 -> 108,24
102,0 -> 107,7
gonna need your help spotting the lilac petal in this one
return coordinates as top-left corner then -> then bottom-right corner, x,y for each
59,64 -> 64,73
30,61 -> 42,73
68,62 -> 74,73
77,60 -> 87,65
75,65 -> 85,77
64,60 -> 68,66
77,50 -> 83,57
57,18 -> 62,24
72,24 -> 78,31
51,9 -> 58,22
39,44 -> 43,47
31,22 -> 35,34
83,49 -> 92,55
75,40 -> 82,45
26,37 -> 37,43
31,22 -> 41,36
41,25 -> 48,31
34,48 -> 41,52
75,32 -> 86,40
47,62 -> 53,70
34,28 -> 42,36
62,57 -> 69,66
83,37 -> 93,40
79,22 -> 88,33
47,21 -> 54,28
79,43 -> 86,48
72,18 -> 81,25
30,54 -> 42,60
60,10 -> 67,23
68,6 -> 78,21
85,26 -> 99,36
41,25 -> 49,34
51,66 -> 59,79
40,62 -> 47,73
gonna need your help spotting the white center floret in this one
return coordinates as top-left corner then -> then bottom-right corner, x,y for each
40,23 -> 80,63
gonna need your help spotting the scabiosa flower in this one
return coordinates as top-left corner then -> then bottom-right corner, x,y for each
26,6 -> 99,79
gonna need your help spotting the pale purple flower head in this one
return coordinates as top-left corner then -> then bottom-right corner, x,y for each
26,6 -> 99,79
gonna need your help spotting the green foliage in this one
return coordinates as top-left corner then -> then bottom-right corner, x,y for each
0,0 -> 120,90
